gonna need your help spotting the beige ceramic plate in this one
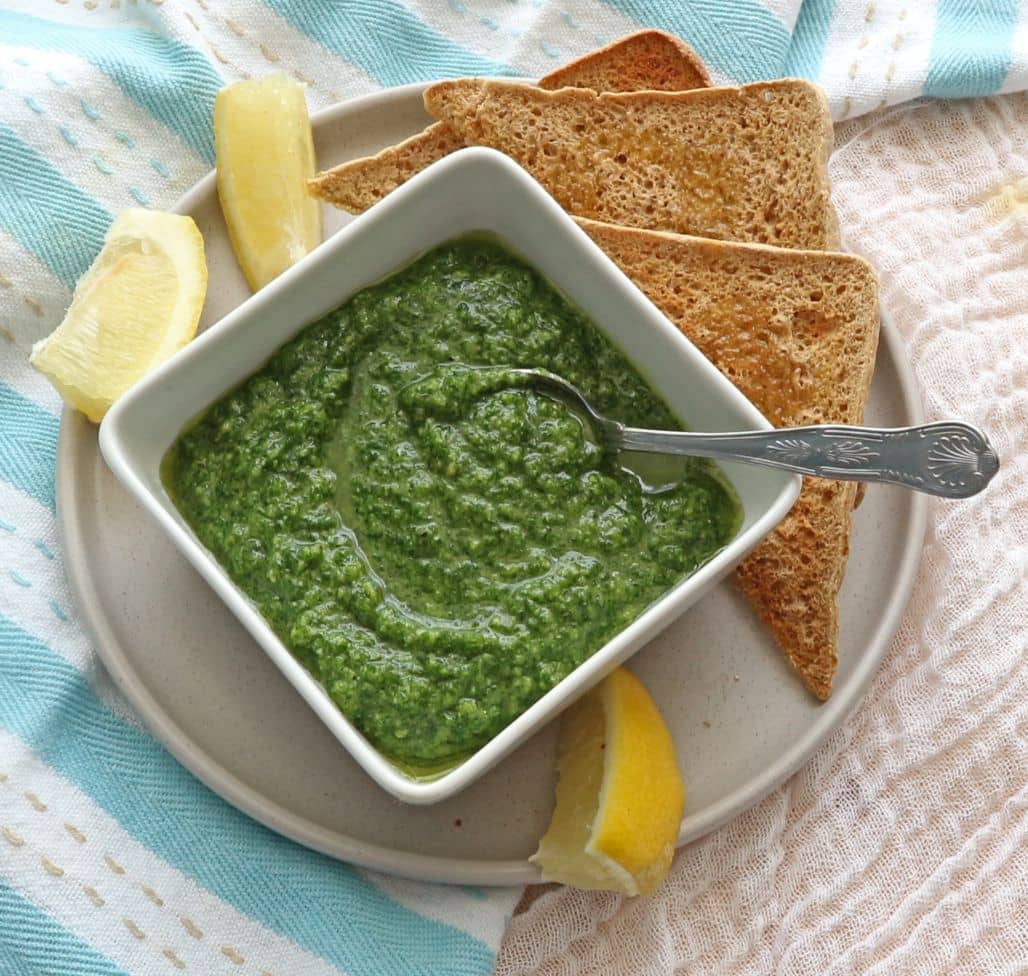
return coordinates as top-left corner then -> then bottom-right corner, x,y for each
57,83 -> 927,885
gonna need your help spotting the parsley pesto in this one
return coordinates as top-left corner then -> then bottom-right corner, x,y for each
163,238 -> 740,769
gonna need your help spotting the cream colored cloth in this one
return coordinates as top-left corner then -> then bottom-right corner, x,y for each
496,92 -> 1028,975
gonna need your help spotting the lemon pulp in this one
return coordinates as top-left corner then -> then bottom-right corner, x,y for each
29,208 -> 207,422
215,73 -> 322,290
532,667 -> 685,895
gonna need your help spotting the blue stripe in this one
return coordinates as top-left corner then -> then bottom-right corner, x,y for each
598,0 -> 792,82
262,0 -> 515,86
924,0 -> 1019,97
0,126 -> 110,288
0,10 -> 221,162
782,0 -> 837,78
0,614 -> 496,975
0,883 -> 130,976
0,383 -> 59,513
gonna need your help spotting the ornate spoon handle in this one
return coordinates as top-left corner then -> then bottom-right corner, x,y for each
615,422 -> 999,499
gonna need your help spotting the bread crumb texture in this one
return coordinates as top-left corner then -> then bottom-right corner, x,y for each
425,79 -> 835,250
577,219 -> 880,697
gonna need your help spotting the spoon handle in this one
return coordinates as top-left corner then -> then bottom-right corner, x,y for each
615,421 -> 999,499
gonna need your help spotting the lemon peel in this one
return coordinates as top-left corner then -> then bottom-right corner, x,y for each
215,73 -> 321,291
532,667 -> 685,895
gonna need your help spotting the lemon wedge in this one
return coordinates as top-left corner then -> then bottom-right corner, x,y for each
215,73 -> 322,291
531,667 -> 685,895
29,208 -> 207,423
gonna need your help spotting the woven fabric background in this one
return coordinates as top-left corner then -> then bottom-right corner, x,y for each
1,2 -> 1026,974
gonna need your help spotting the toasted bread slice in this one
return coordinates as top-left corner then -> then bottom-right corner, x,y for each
423,79 -> 837,250
309,123 -> 467,214
575,218 -> 880,698
540,29 -> 711,91
308,31 -> 711,213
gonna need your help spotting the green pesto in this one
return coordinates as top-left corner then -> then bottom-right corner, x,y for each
163,238 -> 741,767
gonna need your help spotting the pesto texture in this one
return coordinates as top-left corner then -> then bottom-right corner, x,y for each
164,239 -> 740,767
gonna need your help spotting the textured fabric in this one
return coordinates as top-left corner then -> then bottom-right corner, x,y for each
496,92 -> 1028,974
1,2 -> 1026,975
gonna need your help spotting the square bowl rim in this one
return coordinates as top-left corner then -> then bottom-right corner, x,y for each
101,146 -> 801,804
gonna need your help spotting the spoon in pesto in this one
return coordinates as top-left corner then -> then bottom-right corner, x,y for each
400,365 -> 999,500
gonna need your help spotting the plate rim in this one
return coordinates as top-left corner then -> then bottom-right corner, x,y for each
56,83 -> 928,885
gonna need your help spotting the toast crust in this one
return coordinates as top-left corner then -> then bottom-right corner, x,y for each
308,31 -> 712,213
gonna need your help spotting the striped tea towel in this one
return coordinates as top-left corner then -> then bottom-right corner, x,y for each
2,1 -> 1027,974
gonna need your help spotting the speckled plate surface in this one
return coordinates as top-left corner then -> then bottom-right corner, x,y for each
57,83 -> 927,885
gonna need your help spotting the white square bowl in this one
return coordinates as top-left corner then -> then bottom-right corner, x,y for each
100,147 -> 801,804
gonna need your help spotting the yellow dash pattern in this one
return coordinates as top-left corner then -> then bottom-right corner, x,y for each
122,918 -> 146,941
163,948 -> 187,970
65,822 -> 88,844
41,856 -> 65,877
104,854 -> 126,875
181,917 -> 204,939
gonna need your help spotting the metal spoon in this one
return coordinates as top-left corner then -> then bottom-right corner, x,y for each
514,369 -> 999,500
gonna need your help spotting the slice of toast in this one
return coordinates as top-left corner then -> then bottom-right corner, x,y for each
308,31 -> 711,213
309,123 -> 466,213
576,218 -> 880,698
423,79 -> 837,250
539,29 -> 711,91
